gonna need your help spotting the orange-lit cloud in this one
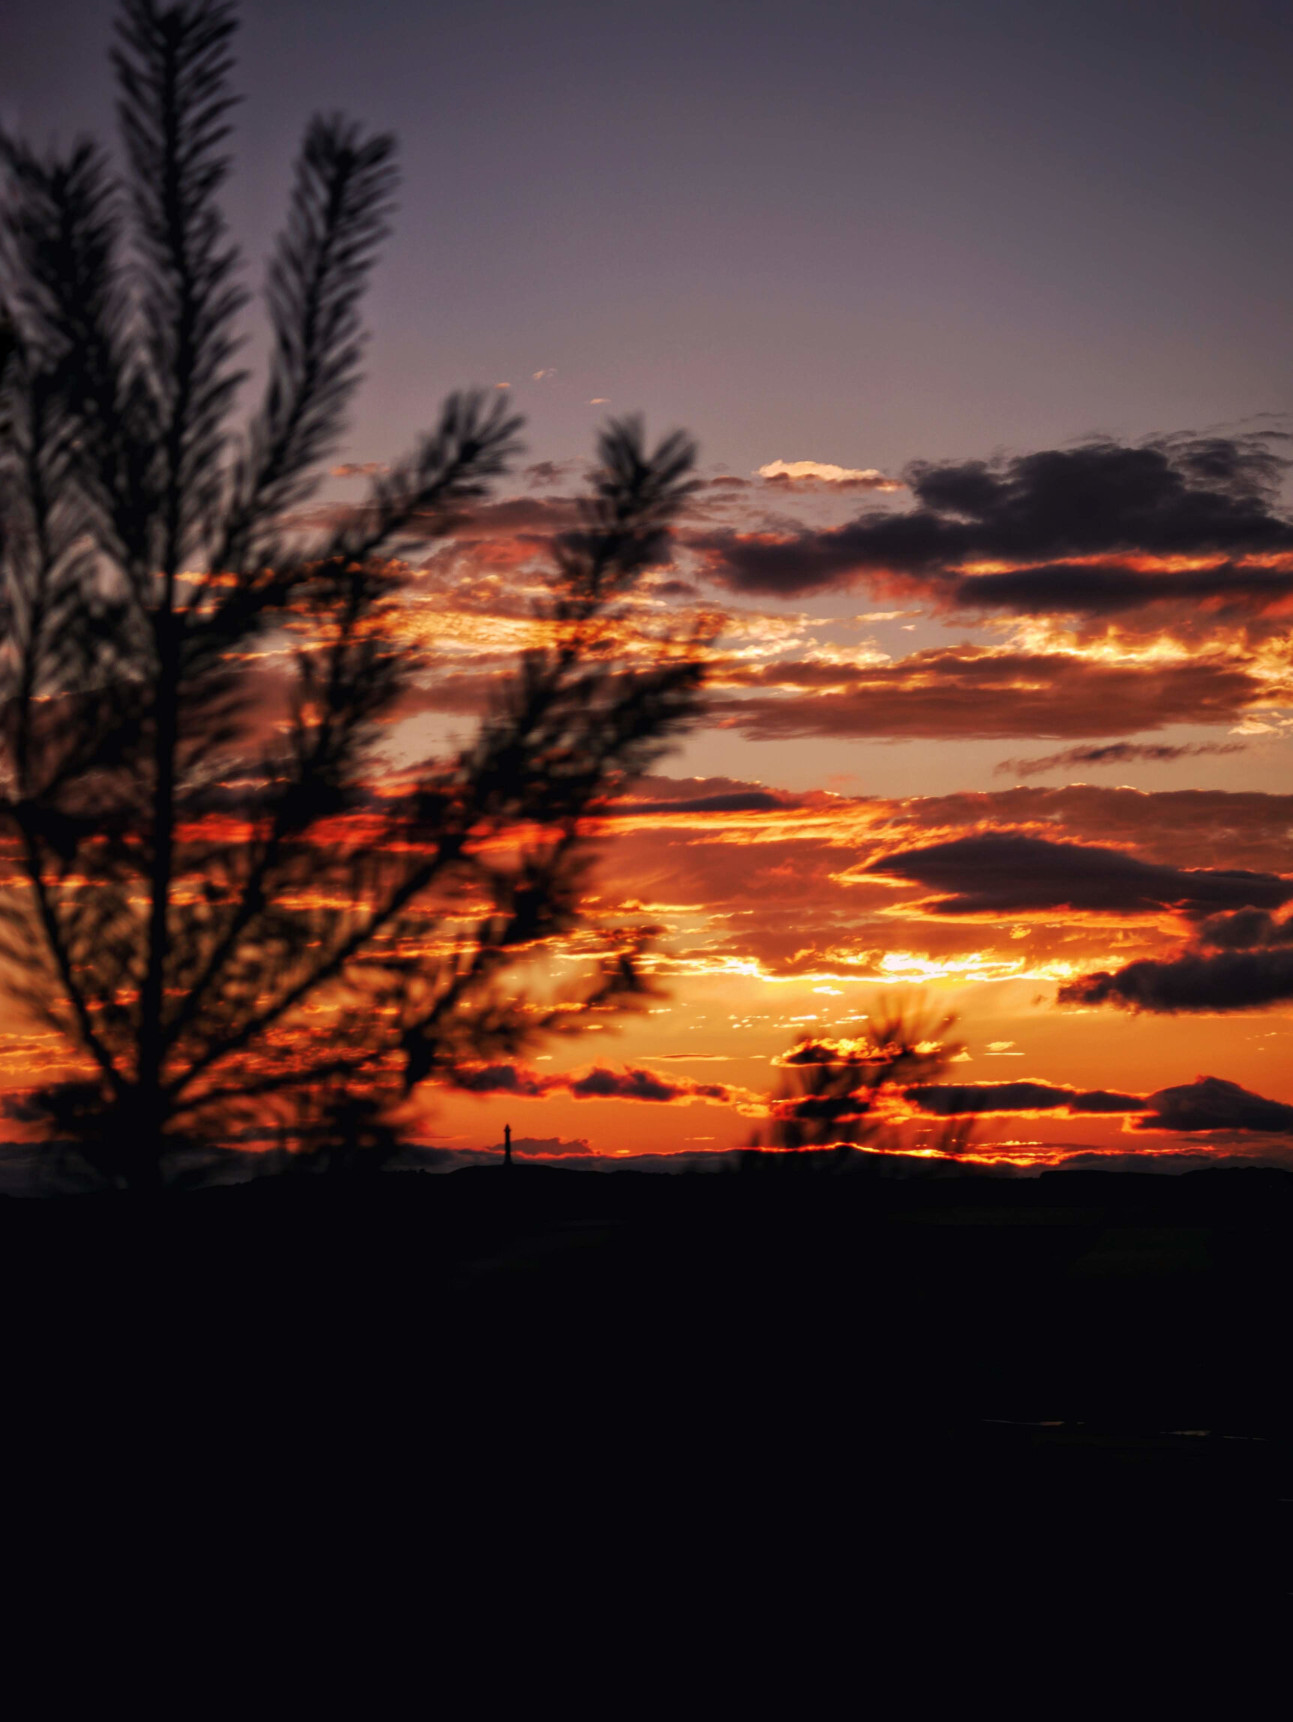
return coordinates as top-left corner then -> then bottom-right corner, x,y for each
708,649 -> 1266,739
755,459 -> 903,490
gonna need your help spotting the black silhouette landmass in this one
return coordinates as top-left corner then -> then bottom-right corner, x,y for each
3,1160 -> 1289,1622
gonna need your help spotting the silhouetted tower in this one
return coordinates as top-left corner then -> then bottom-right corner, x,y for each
504,1123 -> 512,1169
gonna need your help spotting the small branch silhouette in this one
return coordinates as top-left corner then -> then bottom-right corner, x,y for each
747,999 -> 972,1169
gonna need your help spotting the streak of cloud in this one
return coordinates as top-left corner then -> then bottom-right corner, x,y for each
713,651 -> 1263,741
448,1060 -> 749,1106
906,1081 -> 1145,1115
995,741 -> 1248,778
907,1074 -> 1293,1136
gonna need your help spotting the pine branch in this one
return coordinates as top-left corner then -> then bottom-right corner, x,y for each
337,388 -> 526,559
0,137 -> 156,589
217,116 -> 398,575
114,0 -> 245,579
168,420 -> 706,1105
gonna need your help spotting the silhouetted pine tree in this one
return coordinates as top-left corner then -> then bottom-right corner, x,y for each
0,0 -> 708,1187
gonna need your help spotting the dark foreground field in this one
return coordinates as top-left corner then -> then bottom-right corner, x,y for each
5,1160 -> 1291,1629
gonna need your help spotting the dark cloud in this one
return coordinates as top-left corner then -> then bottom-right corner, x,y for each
452,1063 -> 552,1096
887,784 -> 1293,875
1055,860 -> 1293,1011
1196,907 -> 1293,949
772,1094 -> 872,1123
448,1060 -> 735,1105
1061,946 -> 1293,1012
607,790 -> 788,816
567,1066 -> 730,1103
606,773 -> 799,810
715,652 -> 1261,740
867,832 -> 1292,918
947,559 -> 1293,619
908,1074 -> 1293,1137
1134,1076 -> 1293,1134
692,432 -> 1293,600
907,1081 -> 1144,1115
995,741 -> 1247,779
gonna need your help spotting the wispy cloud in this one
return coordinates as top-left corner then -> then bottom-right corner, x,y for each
996,740 -> 1247,777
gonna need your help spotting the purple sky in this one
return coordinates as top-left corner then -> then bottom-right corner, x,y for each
7,0 -> 1293,480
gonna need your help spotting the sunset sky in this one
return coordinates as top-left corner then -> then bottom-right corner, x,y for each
7,0 -> 1293,1170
